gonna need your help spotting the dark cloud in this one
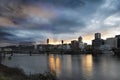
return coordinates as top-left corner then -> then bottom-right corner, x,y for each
0,0 -> 120,45
0,30 -> 12,37
23,0 -> 85,8
0,29 -> 14,41
0,0 -> 85,9
0,28 -> 48,42
12,18 -> 85,34
50,18 -> 85,34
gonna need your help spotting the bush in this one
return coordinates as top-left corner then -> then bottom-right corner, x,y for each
0,64 -> 57,80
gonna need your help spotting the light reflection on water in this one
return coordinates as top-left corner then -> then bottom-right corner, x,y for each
81,55 -> 93,77
49,54 -> 61,77
1,54 -> 120,80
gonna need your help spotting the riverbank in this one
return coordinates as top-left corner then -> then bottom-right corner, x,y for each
0,64 -> 56,80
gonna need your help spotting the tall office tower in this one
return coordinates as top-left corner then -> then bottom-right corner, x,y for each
95,33 -> 101,39
115,35 -> 120,48
47,39 -> 49,44
78,36 -> 82,43
92,33 -> 104,49
61,40 -> 64,45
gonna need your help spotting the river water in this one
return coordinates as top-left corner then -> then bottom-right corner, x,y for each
1,54 -> 120,80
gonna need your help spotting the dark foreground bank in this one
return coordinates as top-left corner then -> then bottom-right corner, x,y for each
0,64 -> 56,80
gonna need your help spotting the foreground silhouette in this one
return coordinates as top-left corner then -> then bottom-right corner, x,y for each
0,64 -> 56,80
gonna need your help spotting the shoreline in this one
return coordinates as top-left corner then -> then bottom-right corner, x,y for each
0,64 -> 56,80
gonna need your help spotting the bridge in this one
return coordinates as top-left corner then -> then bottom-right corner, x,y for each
0,49 -> 89,57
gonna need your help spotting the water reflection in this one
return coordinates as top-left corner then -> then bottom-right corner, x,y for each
65,55 -> 72,74
0,54 -> 2,64
49,54 -> 61,77
55,56 -> 61,76
2,54 -> 120,80
49,54 -> 55,73
81,55 -> 93,77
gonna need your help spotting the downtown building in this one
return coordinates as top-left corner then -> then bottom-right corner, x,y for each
115,35 -> 120,48
104,38 -> 117,49
71,36 -> 85,50
92,33 -> 104,50
99,35 -> 120,51
103,35 -> 120,49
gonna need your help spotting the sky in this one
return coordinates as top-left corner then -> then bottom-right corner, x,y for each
0,0 -> 120,46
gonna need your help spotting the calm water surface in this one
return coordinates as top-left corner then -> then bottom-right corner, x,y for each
1,54 -> 120,80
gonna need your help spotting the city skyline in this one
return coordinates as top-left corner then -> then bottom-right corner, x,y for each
0,0 -> 120,46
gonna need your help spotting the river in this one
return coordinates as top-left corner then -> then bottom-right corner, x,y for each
1,54 -> 120,80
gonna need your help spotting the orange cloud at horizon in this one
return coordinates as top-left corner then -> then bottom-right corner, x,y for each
48,36 -> 93,45
83,35 -> 94,44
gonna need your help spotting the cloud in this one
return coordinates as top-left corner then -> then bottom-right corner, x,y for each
0,29 -> 53,42
22,0 -> 85,8
0,0 -> 120,45
0,29 -> 14,41
0,30 -> 11,38
104,13 -> 120,27
0,17 -> 15,27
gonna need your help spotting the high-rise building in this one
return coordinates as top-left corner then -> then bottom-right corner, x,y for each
61,40 -> 64,45
115,35 -> 120,48
78,36 -> 85,49
47,39 -> 49,44
71,40 -> 79,49
92,33 -> 104,49
78,36 -> 82,43
95,33 -> 101,39
105,38 -> 117,48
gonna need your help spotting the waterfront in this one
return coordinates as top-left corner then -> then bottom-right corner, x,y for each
1,54 -> 120,80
